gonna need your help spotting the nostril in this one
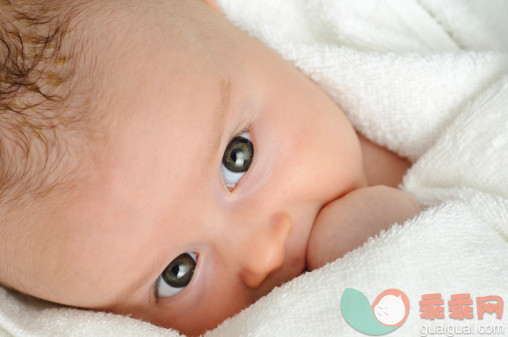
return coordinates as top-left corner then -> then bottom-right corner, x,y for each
240,269 -> 268,289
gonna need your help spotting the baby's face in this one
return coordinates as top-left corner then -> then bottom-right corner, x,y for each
5,1 -> 364,335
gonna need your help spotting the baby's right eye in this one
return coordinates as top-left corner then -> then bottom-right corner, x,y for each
156,252 -> 197,298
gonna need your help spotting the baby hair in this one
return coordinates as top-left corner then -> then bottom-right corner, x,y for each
0,0 -> 95,211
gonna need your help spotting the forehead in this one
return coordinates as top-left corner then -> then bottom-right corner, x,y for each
88,12 -> 223,221
84,0 -> 228,176
81,0 -> 222,57
82,0 -> 228,125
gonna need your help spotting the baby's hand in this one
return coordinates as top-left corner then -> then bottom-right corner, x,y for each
306,185 -> 420,270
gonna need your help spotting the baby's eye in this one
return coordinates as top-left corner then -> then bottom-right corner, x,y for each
221,132 -> 254,189
156,252 -> 197,298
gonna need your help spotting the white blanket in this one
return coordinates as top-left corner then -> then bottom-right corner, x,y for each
1,1 -> 507,336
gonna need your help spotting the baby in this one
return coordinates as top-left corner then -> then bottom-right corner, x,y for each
0,0 -> 419,336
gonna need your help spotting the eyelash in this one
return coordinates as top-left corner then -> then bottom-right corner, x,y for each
236,125 -> 252,144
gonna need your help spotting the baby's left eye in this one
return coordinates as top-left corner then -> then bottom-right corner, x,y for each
221,132 -> 254,189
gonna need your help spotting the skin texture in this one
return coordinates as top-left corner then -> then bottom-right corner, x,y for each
0,0 -> 418,336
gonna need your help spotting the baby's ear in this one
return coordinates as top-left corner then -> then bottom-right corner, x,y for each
201,0 -> 222,15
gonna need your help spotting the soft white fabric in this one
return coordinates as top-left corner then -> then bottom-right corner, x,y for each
1,1 -> 507,336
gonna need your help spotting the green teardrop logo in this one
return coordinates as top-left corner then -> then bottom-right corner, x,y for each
340,288 -> 410,335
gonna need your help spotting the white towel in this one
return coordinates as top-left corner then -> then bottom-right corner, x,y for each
1,1 -> 507,336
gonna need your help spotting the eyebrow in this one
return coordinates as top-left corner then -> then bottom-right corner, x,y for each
105,77 -> 234,309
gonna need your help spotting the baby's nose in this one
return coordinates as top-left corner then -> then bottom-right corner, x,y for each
239,213 -> 291,289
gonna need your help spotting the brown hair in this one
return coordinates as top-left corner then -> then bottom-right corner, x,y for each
0,0 -> 94,211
